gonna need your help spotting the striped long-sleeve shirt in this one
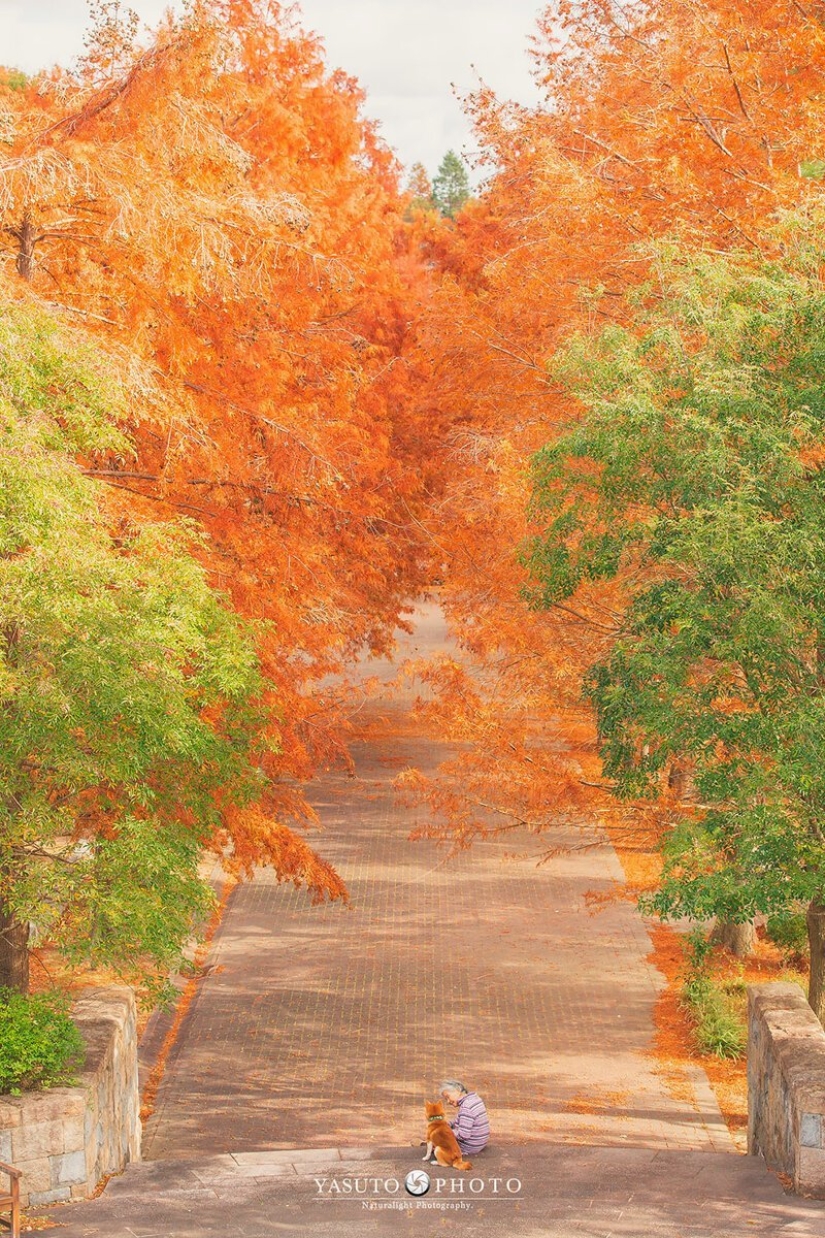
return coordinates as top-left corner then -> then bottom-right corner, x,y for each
451,1091 -> 490,1153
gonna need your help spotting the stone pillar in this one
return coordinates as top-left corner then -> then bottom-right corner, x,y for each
748,982 -> 825,1197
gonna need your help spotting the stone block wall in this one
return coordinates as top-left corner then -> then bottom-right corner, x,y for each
748,982 -> 825,1197
0,986 -> 141,1207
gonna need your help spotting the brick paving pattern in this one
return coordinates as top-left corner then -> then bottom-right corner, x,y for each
142,602 -> 731,1159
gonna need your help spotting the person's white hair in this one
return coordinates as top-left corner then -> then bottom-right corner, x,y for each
439,1079 -> 467,1094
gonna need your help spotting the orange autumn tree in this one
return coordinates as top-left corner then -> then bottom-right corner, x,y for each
401,0 -> 825,861
0,3 -> 442,903
0,286 -> 351,994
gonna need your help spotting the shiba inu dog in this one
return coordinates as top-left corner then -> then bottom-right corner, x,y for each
422,1101 -> 472,1170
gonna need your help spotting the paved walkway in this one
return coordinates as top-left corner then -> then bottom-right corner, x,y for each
140,602 -> 727,1158
38,601 -> 825,1235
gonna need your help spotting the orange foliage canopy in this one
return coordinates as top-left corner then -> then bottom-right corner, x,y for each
0,0 -> 446,889
402,0 -> 825,850
8,0 -> 825,885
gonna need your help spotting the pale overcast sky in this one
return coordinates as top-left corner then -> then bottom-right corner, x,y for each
0,0 -> 547,179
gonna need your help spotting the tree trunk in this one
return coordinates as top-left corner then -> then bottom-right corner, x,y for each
807,899 -> 825,1024
710,919 -> 755,957
667,761 -> 696,800
15,214 -> 35,282
0,902 -> 29,993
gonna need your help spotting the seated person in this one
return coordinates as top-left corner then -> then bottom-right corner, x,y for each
439,1079 -> 490,1154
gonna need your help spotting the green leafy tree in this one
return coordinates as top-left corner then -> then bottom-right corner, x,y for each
0,297 -> 340,998
0,70 -> 28,93
431,150 -> 471,219
524,225 -> 825,1020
